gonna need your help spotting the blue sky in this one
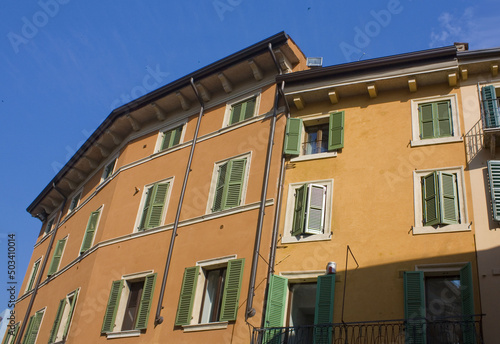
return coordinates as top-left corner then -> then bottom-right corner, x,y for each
0,0 -> 499,316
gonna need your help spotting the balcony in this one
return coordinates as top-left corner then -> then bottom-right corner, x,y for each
251,316 -> 484,344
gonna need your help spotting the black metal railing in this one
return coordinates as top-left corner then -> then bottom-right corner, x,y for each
481,99 -> 500,129
252,316 -> 483,344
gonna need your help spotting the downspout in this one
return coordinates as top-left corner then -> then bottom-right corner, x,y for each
154,77 -> 204,325
15,184 -> 67,344
245,43 -> 282,319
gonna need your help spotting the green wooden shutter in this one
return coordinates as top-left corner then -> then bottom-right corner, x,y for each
80,210 -> 101,254
48,238 -> 66,276
314,274 -> 335,344
460,262 -> 475,344
264,274 -> 287,328
224,159 -> 247,209
135,273 -> 157,330
172,126 -> 182,146
328,111 -> 344,150
161,129 -> 173,151
161,126 -> 183,151
175,266 -> 199,326
419,103 -> 435,139
482,85 -> 500,128
436,101 -> 452,137
220,259 -> 245,321
438,172 -> 459,224
146,183 -> 169,228
305,184 -> 327,235
27,260 -> 40,291
487,160 -> 500,221
243,97 -> 256,120
229,102 -> 243,125
291,184 -> 307,236
404,271 -> 425,344
48,299 -> 65,343
212,162 -> 228,212
422,172 -> 439,226
101,280 -> 123,333
63,290 -> 79,338
21,316 -> 34,344
4,323 -> 19,344
284,118 -> 302,155
139,187 -> 154,229
24,311 -> 43,344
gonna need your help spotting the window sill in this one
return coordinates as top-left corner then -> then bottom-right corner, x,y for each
412,223 -> 470,235
281,232 -> 332,244
290,151 -> 337,162
182,321 -> 228,332
410,136 -> 462,147
106,330 -> 141,339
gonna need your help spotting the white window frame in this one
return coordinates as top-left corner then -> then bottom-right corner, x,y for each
154,122 -> 186,153
52,289 -> 79,342
25,257 -> 42,293
133,177 -> 173,232
282,179 -> 333,243
3,322 -> 20,344
44,215 -> 57,235
24,308 -> 45,344
67,189 -> 82,214
412,166 -> 469,235
223,92 -> 261,127
291,113 -> 338,162
410,94 -> 462,147
100,157 -> 118,183
206,152 -> 252,214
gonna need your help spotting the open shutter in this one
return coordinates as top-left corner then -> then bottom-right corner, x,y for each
487,160 -> 500,221
404,271 -> 425,344
48,238 -> 66,276
25,312 -> 43,344
101,280 -> 123,333
4,323 -> 19,344
460,262 -> 475,343
438,172 -> 459,224
224,159 -> 246,209
175,266 -> 199,326
314,274 -> 335,344
220,259 -> 245,321
328,111 -> 344,150
419,103 -> 435,139
21,316 -> 34,344
63,290 -> 79,338
482,85 -> 500,128
80,210 -> 100,254
422,172 -> 439,226
436,101 -> 452,137
291,184 -> 307,236
146,183 -> 169,228
139,187 -> 154,230
284,118 -> 302,155
135,273 -> 157,330
212,162 -> 228,212
48,299 -> 65,343
304,184 -> 327,235
263,275 -> 287,344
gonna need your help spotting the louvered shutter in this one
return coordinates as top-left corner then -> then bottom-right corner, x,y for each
172,126 -> 183,146
481,85 -> 500,128
487,160 -> 500,221
146,183 -> 169,228
305,184 -> 327,235
212,163 -> 228,212
4,323 -> 19,344
21,316 -> 34,344
139,187 -> 154,230
63,290 -> 79,338
224,159 -> 246,209
328,111 -> 344,150
284,118 -> 302,155
314,274 -> 335,344
404,271 -> 425,344
419,103 -> 435,139
161,129 -> 173,151
243,97 -> 256,120
229,102 -> 243,125
460,262 -> 475,343
264,275 -> 287,328
422,172 -> 439,226
48,238 -> 66,276
27,260 -> 40,291
49,299 -> 65,343
135,273 -> 157,330
436,101 -> 452,137
291,184 -> 307,236
80,210 -> 100,254
175,266 -> 199,326
101,280 -> 123,333
438,172 -> 459,224
220,259 -> 245,321
25,312 -> 43,344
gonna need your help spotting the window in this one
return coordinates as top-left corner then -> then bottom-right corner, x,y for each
48,237 -> 67,276
410,95 -> 461,146
175,257 -> 245,328
44,217 -> 55,235
22,309 -> 44,344
68,191 -> 82,213
137,180 -> 171,231
404,263 -> 475,343
209,156 -> 249,213
487,160 -> 500,221
48,289 -> 79,343
227,96 -> 257,126
101,272 -> 157,334
413,167 -> 468,234
26,258 -> 41,292
481,85 -> 500,128
101,158 -> 117,182
284,112 -> 344,160
80,209 -> 101,254
158,125 -> 183,151
282,180 -> 333,243
2,323 -> 19,344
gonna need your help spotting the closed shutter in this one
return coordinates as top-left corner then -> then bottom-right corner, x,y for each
139,187 -> 154,230
212,162 -> 228,212
27,260 -> 40,291
291,184 -> 307,236
48,299 -> 65,343
172,126 -> 183,146
243,97 -> 256,120
161,129 -> 173,151
422,172 -> 439,226
3,323 -> 19,344
229,102 -> 243,125
48,238 -> 66,276
175,266 -> 199,326
436,101 -> 452,137
284,118 -> 303,155
305,184 -> 327,235
224,159 -> 246,209
487,160 -> 500,221
21,316 -> 34,344
220,259 -> 245,321
80,210 -> 101,254
63,290 -> 79,338
460,262 -> 475,344
481,85 -> 500,128
404,271 -> 425,344
161,126 -> 183,150
101,280 -> 123,333
146,183 -> 169,228
438,172 -> 459,224
419,103 -> 435,139
328,111 -> 344,150
314,274 -> 335,344
264,275 -> 287,328
135,273 -> 157,330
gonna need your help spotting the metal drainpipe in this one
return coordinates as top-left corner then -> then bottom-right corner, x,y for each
15,184 -> 67,344
245,43 -> 282,319
154,77 -> 204,325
